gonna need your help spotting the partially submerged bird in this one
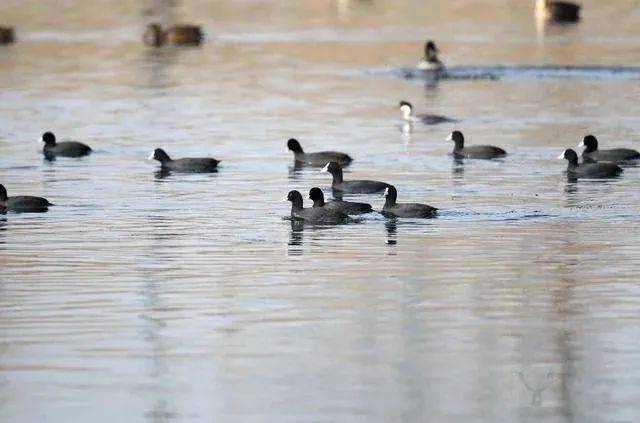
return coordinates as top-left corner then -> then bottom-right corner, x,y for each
398,100 -> 455,125
308,187 -> 373,215
144,23 -> 203,47
287,138 -> 352,167
285,190 -> 348,224
558,149 -> 623,179
448,130 -> 507,159
578,135 -> 640,164
148,148 -> 219,173
0,26 -> 15,44
321,161 -> 391,194
41,132 -> 92,159
382,185 -> 437,218
0,184 -> 53,213
417,40 -> 444,71
536,0 -> 581,23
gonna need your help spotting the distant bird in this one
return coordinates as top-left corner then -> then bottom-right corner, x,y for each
40,132 -> 92,159
578,135 -> 640,164
287,139 -> 352,167
558,149 -> 623,179
0,184 -> 52,213
447,130 -> 507,159
382,186 -> 437,218
148,148 -> 219,173
308,187 -> 373,215
0,26 -> 15,44
144,23 -> 203,47
536,0 -> 581,23
398,101 -> 455,125
417,40 -> 444,71
285,190 -> 348,224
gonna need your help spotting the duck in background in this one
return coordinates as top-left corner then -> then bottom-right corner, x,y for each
144,23 -> 203,47
0,26 -> 15,44
417,40 -> 444,71
535,0 -> 581,23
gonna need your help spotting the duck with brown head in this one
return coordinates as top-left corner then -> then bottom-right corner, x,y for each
144,23 -> 203,47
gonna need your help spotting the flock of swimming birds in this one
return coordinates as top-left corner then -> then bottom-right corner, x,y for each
1,0 -> 638,224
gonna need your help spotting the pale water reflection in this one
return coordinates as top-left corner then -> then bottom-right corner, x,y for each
1,0 -> 640,422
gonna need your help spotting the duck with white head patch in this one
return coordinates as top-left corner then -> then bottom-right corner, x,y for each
398,100 -> 455,125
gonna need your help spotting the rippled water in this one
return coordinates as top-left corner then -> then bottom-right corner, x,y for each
1,0 -> 640,421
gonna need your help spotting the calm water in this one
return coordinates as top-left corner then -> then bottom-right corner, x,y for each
1,1 -> 640,421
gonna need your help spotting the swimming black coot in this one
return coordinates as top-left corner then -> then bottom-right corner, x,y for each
41,132 -> 92,158
321,162 -> 391,194
308,187 -> 373,215
382,185 -> 437,218
287,139 -> 352,167
448,130 -> 507,159
579,135 -> 640,163
285,190 -> 348,224
0,184 -> 52,213
148,148 -> 219,172
558,149 -> 623,179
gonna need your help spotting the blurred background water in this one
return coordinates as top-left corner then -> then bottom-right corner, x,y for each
1,0 -> 640,421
